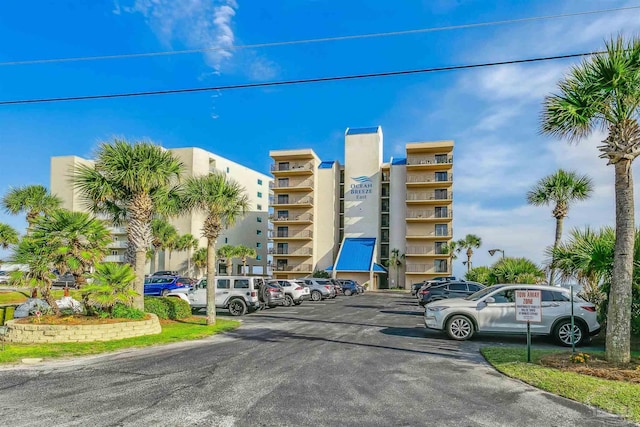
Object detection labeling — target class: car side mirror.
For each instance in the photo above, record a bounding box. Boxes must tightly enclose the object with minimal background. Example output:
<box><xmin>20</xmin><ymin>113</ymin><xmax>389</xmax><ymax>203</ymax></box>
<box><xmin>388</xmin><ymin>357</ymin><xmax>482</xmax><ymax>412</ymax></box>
<box><xmin>485</xmin><ymin>296</ymin><xmax>495</xmax><ymax>304</ymax></box>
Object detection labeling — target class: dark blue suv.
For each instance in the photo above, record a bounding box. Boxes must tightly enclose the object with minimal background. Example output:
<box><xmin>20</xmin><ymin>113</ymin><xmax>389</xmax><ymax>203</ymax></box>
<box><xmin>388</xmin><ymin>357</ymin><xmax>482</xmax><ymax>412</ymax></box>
<box><xmin>338</xmin><ymin>279</ymin><xmax>360</xmax><ymax>296</ymax></box>
<box><xmin>144</xmin><ymin>276</ymin><xmax>192</xmax><ymax>296</ymax></box>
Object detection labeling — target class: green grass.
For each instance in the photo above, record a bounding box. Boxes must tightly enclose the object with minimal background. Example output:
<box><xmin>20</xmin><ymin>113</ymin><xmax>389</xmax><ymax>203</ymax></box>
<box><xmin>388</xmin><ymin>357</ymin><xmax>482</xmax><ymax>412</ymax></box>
<box><xmin>0</xmin><ymin>289</ymin><xmax>85</xmax><ymax>306</ymax></box>
<box><xmin>481</xmin><ymin>347</ymin><xmax>640</xmax><ymax>423</ymax></box>
<box><xmin>0</xmin><ymin>317</ymin><xmax>240</xmax><ymax>364</ymax></box>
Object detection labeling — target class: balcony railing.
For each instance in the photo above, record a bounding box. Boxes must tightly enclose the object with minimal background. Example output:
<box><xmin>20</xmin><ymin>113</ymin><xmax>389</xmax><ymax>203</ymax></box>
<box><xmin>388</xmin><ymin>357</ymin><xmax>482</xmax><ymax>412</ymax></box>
<box><xmin>406</xmin><ymin>210</ymin><xmax>452</xmax><ymax>219</ymax></box>
<box><xmin>271</xmin><ymin>230</ymin><xmax>313</xmax><ymax>239</ymax></box>
<box><xmin>269</xmin><ymin>247</ymin><xmax>313</xmax><ymax>256</ymax></box>
<box><xmin>271</xmin><ymin>162</ymin><xmax>313</xmax><ymax>172</ymax></box>
<box><xmin>108</xmin><ymin>226</ymin><xmax>127</xmax><ymax>235</ymax></box>
<box><xmin>406</xmin><ymin>192</ymin><xmax>452</xmax><ymax>201</ymax></box>
<box><xmin>270</xmin><ymin>179</ymin><xmax>314</xmax><ymax>189</ymax></box>
<box><xmin>406</xmin><ymin>263</ymin><xmax>449</xmax><ymax>273</ymax></box>
<box><xmin>274</xmin><ymin>263</ymin><xmax>313</xmax><ymax>272</ymax></box>
<box><xmin>406</xmin><ymin>156</ymin><xmax>453</xmax><ymax>165</ymax></box>
<box><xmin>104</xmin><ymin>255</ymin><xmax>126</xmax><ymax>263</ymax></box>
<box><xmin>108</xmin><ymin>241</ymin><xmax>129</xmax><ymax>249</ymax></box>
<box><xmin>272</xmin><ymin>196</ymin><xmax>314</xmax><ymax>205</ymax></box>
<box><xmin>270</xmin><ymin>213</ymin><xmax>314</xmax><ymax>222</ymax></box>
<box><xmin>406</xmin><ymin>246</ymin><xmax>448</xmax><ymax>255</ymax></box>
<box><xmin>406</xmin><ymin>174</ymin><xmax>453</xmax><ymax>183</ymax></box>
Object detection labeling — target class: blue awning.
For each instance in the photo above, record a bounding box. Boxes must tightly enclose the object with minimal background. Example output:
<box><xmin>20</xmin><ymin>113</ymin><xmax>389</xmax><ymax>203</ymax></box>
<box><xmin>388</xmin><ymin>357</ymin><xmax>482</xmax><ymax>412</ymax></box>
<box><xmin>373</xmin><ymin>263</ymin><xmax>388</xmax><ymax>273</ymax></box>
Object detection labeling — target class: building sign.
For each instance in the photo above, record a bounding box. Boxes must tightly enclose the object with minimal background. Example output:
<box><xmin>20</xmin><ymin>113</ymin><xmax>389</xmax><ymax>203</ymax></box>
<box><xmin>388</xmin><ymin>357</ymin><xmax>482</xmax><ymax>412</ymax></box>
<box><xmin>350</xmin><ymin>176</ymin><xmax>373</xmax><ymax>200</ymax></box>
<box><xmin>515</xmin><ymin>290</ymin><xmax>542</xmax><ymax>322</ymax></box>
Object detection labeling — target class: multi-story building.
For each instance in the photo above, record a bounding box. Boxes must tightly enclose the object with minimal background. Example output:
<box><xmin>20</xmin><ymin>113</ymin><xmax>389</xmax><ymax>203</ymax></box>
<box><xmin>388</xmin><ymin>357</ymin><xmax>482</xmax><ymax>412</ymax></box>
<box><xmin>50</xmin><ymin>147</ymin><xmax>272</xmax><ymax>277</ymax></box>
<box><xmin>269</xmin><ymin>126</ymin><xmax>453</xmax><ymax>289</ymax></box>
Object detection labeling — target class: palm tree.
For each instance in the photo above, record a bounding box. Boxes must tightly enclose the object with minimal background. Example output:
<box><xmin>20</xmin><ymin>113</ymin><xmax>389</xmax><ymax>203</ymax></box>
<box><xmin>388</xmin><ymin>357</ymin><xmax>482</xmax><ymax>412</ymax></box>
<box><xmin>384</xmin><ymin>248</ymin><xmax>405</xmax><ymax>289</ymax></box>
<box><xmin>235</xmin><ymin>245</ymin><xmax>257</xmax><ymax>276</ymax></box>
<box><xmin>31</xmin><ymin>209</ymin><xmax>112</xmax><ymax>288</ymax></box>
<box><xmin>182</xmin><ymin>172</ymin><xmax>249</xmax><ymax>325</ymax></box>
<box><xmin>541</xmin><ymin>36</ymin><xmax>640</xmax><ymax>363</ymax></box>
<box><xmin>527</xmin><ymin>169</ymin><xmax>593</xmax><ymax>285</ymax></box>
<box><xmin>0</xmin><ymin>223</ymin><xmax>19</xmax><ymax>249</ymax></box>
<box><xmin>441</xmin><ymin>241</ymin><xmax>458</xmax><ymax>276</ymax></box>
<box><xmin>151</xmin><ymin>218</ymin><xmax>178</xmax><ymax>273</ymax></box>
<box><xmin>217</xmin><ymin>244</ymin><xmax>238</xmax><ymax>276</ymax></box>
<box><xmin>175</xmin><ymin>233</ymin><xmax>199</xmax><ymax>277</ymax></box>
<box><xmin>82</xmin><ymin>262</ymin><xmax>138</xmax><ymax>316</ymax></box>
<box><xmin>72</xmin><ymin>139</ymin><xmax>184</xmax><ymax>310</ymax></box>
<box><xmin>2</xmin><ymin>185</ymin><xmax>61</xmax><ymax>231</ymax></box>
<box><xmin>489</xmin><ymin>257</ymin><xmax>546</xmax><ymax>286</ymax></box>
<box><xmin>456</xmin><ymin>234</ymin><xmax>482</xmax><ymax>273</ymax></box>
<box><xmin>192</xmin><ymin>247</ymin><xmax>207</xmax><ymax>279</ymax></box>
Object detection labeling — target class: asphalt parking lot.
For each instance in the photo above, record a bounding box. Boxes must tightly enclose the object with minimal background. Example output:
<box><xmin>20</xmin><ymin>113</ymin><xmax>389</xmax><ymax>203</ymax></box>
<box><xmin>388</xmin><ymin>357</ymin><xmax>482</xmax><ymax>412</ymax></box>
<box><xmin>0</xmin><ymin>293</ymin><xmax>631</xmax><ymax>426</ymax></box>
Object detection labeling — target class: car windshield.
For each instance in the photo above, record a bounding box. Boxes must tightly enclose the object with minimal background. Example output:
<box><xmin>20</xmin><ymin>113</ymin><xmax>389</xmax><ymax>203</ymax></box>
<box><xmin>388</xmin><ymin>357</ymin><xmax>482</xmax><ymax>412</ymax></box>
<box><xmin>465</xmin><ymin>285</ymin><xmax>504</xmax><ymax>301</ymax></box>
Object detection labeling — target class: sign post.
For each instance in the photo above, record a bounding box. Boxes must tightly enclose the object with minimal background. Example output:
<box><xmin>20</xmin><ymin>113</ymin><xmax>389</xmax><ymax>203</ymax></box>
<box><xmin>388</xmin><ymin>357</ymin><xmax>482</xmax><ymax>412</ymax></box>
<box><xmin>515</xmin><ymin>289</ymin><xmax>542</xmax><ymax>363</ymax></box>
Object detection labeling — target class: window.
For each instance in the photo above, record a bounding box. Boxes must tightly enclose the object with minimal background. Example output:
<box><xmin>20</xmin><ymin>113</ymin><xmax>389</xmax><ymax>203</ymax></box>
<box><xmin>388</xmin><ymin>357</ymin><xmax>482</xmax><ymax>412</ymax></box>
<box><xmin>277</xmin><ymin>227</ymin><xmax>288</xmax><ymax>238</ymax></box>
<box><xmin>277</xmin><ymin>259</ymin><xmax>288</xmax><ymax>271</ymax></box>
<box><xmin>435</xmin><ymin>154</ymin><xmax>448</xmax><ymax>164</ymax></box>
<box><xmin>468</xmin><ymin>284</ymin><xmax>483</xmax><ymax>292</ymax></box>
<box><xmin>277</xmin><ymin>242</ymin><xmax>288</xmax><ymax>254</ymax></box>
<box><xmin>278</xmin><ymin>162</ymin><xmax>290</xmax><ymax>171</ymax></box>
<box><xmin>434</xmin><ymin>241</ymin><xmax>447</xmax><ymax>254</ymax></box>
<box><xmin>492</xmin><ymin>289</ymin><xmax>516</xmax><ymax>303</ymax></box>
<box><xmin>435</xmin><ymin>224</ymin><xmax>448</xmax><ymax>236</ymax></box>
<box><xmin>257</xmin><ymin>217</ymin><xmax>262</xmax><ymax>223</ymax></box>
<box><xmin>226</xmin><ymin>167</ymin><xmax>230</xmax><ymax>173</ymax></box>
<box><xmin>257</xmin><ymin>230</ymin><xmax>262</xmax><ymax>235</ymax></box>
<box><xmin>256</xmin><ymin>255</ymin><xmax>262</xmax><ymax>261</ymax></box>
<box><xmin>224</xmin><ymin>237</ymin><xmax>228</xmax><ymax>243</ymax></box>
<box><xmin>277</xmin><ymin>194</ymin><xmax>289</xmax><ymax>204</ymax></box>
<box><xmin>279</xmin><ymin>280</ymin><xmax>290</xmax><ymax>287</ymax></box>
<box><xmin>381</xmin><ymin>229</ymin><xmax>389</xmax><ymax>242</ymax></box>
<box><xmin>257</xmin><ymin>204</ymin><xmax>262</xmax><ymax>210</ymax></box>
<box><xmin>111</xmin><ymin>250</ymin><xmax>118</xmax><ymax>255</ymax></box>
<box><xmin>448</xmin><ymin>283</ymin><xmax>467</xmax><ymax>291</ymax></box>
<box><xmin>234</xmin><ymin>279</ymin><xmax>249</xmax><ymax>289</ymax></box>
<box><xmin>277</xmin><ymin>210</ymin><xmax>289</xmax><ymax>220</ymax></box>
<box><xmin>434</xmin><ymin>259</ymin><xmax>448</xmax><ymax>273</ymax></box>
<box><xmin>217</xmin><ymin>279</ymin><xmax>230</xmax><ymax>289</ymax></box>
<box><xmin>435</xmin><ymin>189</ymin><xmax>448</xmax><ymax>200</ymax></box>
<box><xmin>256</xmin><ymin>242</ymin><xmax>262</xmax><ymax>248</ymax></box>
<box><xmin>542</xmin><ymin>290</ymin><xmax>571</xmax><ymax>302</ymax></box>
<box><xmin>435</xmin><ymin>207</ymin><xmax>448</xmax><ymax>218</ymax></box>
<box><xmin>258</xmin><ymin>179</ymin><xmax>263</xmax><ymax>185</ymax></box>
<box><xmin>278</xmin><ymin>178</ymin><xmax>289</xmax><ymax>187</ymax></box>
<box><xmin>218</xmin><ymin>264</ymin><xmax>227</xmax><ymax>274</ymax></box>
<box><xmin>435</xmin><ymin>172</ymin><xmax>448</xmax><ymax>182</ymax></box>
<box><xmin>257</xmin><ymin>191</ymin><xmax>263</xmax><ymax>198</ymax></box>
<box><xmin>381</xmin><ymin>199</ymin><xmax>390</xmax><ymax>212</ymax></box>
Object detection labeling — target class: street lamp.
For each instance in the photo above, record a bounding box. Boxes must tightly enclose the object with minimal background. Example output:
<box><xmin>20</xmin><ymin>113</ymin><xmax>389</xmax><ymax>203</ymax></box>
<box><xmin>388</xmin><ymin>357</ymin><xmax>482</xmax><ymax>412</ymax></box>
<box><xmin>488</xmin><ymin>248</ymin><xmax>505</xmax><ymax>259</ymax></box>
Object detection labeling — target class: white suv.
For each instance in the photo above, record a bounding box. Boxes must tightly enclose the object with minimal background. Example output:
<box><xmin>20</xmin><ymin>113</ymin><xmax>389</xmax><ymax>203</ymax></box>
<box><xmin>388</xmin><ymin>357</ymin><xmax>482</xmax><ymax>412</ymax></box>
<box><xmin>270</xmin><ymin>279</ymin><xmax>310</xmax><ymax>306</ymax></box>
<box><xmin>424</xmin><ymin>284</ymin><xmax>600</xmax><ymax>346</ymax></box>
<box><xmin>173</xmin><ymin>276</ymin><xmax>264</xmax><ymax>316</ymax></box>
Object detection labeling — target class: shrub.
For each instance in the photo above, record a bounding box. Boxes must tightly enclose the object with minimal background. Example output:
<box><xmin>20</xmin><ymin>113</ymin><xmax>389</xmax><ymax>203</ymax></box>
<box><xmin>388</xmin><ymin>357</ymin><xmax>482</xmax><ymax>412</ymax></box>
<box><xmin>144</xmin><ymin>296</ymin><xmax>191</xmax><ymax>320</ymax></box>
<box><xmin>83</xmin><ymin>263</ymin><xmax>137</xmax><ymax>315</ymax></box>
<box><xmin>111</xmin><ymin>303</ymin><xmax>145</xmax><ymax>320</ymax></box>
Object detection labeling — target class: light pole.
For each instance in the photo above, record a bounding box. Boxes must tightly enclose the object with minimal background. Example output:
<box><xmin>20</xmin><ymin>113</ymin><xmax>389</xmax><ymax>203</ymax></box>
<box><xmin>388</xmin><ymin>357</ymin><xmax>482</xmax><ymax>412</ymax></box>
<box><xmin>488</xmin><ymin>248</ymin><xmax>505</xmax><ymax>259</ymax></box>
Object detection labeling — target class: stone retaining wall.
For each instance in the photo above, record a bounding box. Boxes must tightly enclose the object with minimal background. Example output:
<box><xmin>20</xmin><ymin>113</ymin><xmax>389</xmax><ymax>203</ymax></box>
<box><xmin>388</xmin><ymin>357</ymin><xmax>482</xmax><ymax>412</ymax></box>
<box><xmin>4</xmin><ymin>314</ymin><xmax>161</xmax><ymax>343</ymax></box>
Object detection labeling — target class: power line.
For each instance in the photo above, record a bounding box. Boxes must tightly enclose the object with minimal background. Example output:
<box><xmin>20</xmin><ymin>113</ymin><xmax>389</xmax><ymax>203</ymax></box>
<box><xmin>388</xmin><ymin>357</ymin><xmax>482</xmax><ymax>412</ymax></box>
<box><xmin>0</xmin><ymin>51</ymin><xmax>598</xmax><ymax>106</ymax></box>
<box><xmin>0</xmin><ymin>5</ymin><xmax>636</xmax><ymax>67</ymax></box>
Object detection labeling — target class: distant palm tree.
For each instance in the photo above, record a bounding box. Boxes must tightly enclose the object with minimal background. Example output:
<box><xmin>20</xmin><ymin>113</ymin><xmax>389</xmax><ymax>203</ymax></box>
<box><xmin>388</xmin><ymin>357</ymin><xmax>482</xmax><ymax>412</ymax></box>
<box><xmin>527</xmin><ymin>169</ymin><xmax>593</xmax><ymax>285</ymax></box>
<box><xmin>217</xmin><ymin>244</ymin><xmax>238</xmax><ymax>276</ymax></box>
<box><xmin>384</xmin><ymin>248</ymin><xmax>405</xmax><ymax>289</ymax></box>
<box><xmin>192</xmin><ymin>247</ymin><xmax>207</xmax><ymax>279</ymax></box>
<box><xmin>151</xmin><ymin>218</ymin><xmax>178</xmax><ymax>272</ymax></box>
<box><xmin>31</xmin><ymin>209</ymin><xmax>112</xmax><ymax>288</ymax></box>
<box><xmin>182</xmin><ymin>172</ymin><xmax>249</xmax><ymax>325</ymax></box>
<box><xmin>456</xmin><ymin>234</ymin><xmax>482</xmax><ymax>273</ymax></box>
<box><xmin>2</xmin><ymin>185</ymin><xmax>61</xmax><ymax>231</ymax></box>
<box><xmin>541</xmin><ymin>35</ymin><xmax>640</xmax><ymax>363</ymax></box>
<box><xmin>235</xmin><ymin>245</ymin><xmax>257</xmax><ymax>276</ymax></box>
<box><xmin>72</xmin><ymin>139</ymin><xmax>184</xmax><ymax>310</ymax></box>
<box><xmin>0</xmin><ymin>223</ymin><xmax>19</xmax><ymax>249</ymax></box>
<box><xmin>175</xmin><ymin>233</ymin><xmax>199</xmax><ymax>277</ymax></box>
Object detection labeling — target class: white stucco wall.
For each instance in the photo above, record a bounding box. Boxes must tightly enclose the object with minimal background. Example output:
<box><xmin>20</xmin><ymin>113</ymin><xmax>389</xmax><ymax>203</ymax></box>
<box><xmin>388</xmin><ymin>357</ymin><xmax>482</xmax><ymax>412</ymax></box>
<box><xmin>315</xmin><ymin>161</ymin><xmax>340</xmax><ymax>271</ymax></box>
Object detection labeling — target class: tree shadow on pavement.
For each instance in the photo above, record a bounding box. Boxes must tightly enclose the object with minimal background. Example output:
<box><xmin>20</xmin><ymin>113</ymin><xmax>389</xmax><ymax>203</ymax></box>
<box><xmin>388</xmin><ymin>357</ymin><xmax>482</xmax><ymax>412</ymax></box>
<box><xmin>379</xmin><ymin>310</ymin><xmax>422</xmax><ymax>316</ymax></box>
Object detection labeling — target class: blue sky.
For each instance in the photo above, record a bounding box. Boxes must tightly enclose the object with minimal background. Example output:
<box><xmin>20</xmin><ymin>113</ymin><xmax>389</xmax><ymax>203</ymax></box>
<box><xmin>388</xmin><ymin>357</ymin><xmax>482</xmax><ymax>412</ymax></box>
<box><xmin>1</xmin><ymin>0</ymin><xmax>639</xmax><ymax>274</ymax></box>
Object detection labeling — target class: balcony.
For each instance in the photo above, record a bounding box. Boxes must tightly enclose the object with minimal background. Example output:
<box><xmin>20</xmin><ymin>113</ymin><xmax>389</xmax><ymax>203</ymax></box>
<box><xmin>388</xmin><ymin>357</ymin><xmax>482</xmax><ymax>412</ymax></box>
<box><xmin>270</xmin><ymin>213</ymin><xmax>314</xmax><ymax>223</ymax></box>
<box><xmin>104</xmin><ymin>255</ymin><xmax>126</xmax><ymax>263</ymax></box>
<box><xmin>271</xmin><ymin>196</ymin><xmax>314</xmax><ymax>207</ymax></box>
<box><xmin>405</xmin><ymin>246</ymin><xmax>448</xmax><ymax>256</ymax></box>
<box><xmin>406</xmin><ymin>192</ymin><xmax>453</xmax><ymax>202</ymax></box>
<box><xmin>269</xmin><ymin>179</ymin><xmax>314</xmax><ymax>192</ymax></box>
<box><xmin>271</xmin><ymin>162</ymin><xmax>314</xmax><ymax>174</ymax></box>
<box><xmin>406</xmin><ymin>228</ymin><xmax>453</xmax><ymax>239</ymax></box>
<box><xmin>406</xmin><ymin>156</ymin><xmax>453</xmax><ymax>166</ymax></box>
<box><xmin>406</xmin><ymin>209</ymin><xmax>453</xmax><ymax>220</ymax></box>
<box><xmin>274</xmin><ymin>263</ymin><xmax>313</xmax><ymax>272</ymax></box>
<box><xmin>269</xmin><ymin>247</ymin><xmax>313</xmax><ymax>256</ymax></box>
<box><xmin>406</xmin><ymin>264</ymin><xmax>449</xmax><ymax>274</ymax></box>
<box><xmin>108</xmin><ymin>226</ymin><xmax>127</xmax><ymax>235</ymax></box>
<box><xmin>271</xmin><ymin>230</ymin><xmax>313</xmax><ymax>239</ymax></box>
<box><xmin>381</xmin><ymin>172</ymin><xmax>390</xmax><ymax>182</ymax></box>
<box><xmin>108</xmin><ymin>240</ymin><xmax>129</xmax><ymax>249</ymax></box>
<box><xmin>406</xmin><ymin>174</ymin><xmax>453</xmax><ymax>186</ymax></box>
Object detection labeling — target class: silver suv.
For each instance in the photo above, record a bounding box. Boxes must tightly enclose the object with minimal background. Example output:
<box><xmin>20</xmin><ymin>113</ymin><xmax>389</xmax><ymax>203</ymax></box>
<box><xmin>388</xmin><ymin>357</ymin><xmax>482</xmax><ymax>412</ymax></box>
<box><xmin>175</xmin><ymin>276</ymin><xmax>264</xmax><ymax>316</ymax></box>
<box><xmin>303</xmin><ymin>278</ymin><xmax>336</xmax><ymax>301</ymax></box>
<box><xmin>270</xmin><ymin>279</ymin><xmax>310</xmax><ymax>306</ymax></box>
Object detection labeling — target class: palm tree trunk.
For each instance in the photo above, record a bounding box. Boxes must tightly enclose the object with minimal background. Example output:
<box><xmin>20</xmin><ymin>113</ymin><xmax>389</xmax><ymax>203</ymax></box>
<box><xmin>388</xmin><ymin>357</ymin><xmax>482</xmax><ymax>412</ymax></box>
<box><xmin>151</xmin><ymin>250</ymin><xmax>157</xmax><ymax>274</ymax></box>
<box><xmin>466</xmin><ymin>249</ymin><xmax>472</xmax><ymax>272</ymax></box>
<box><xmin>206</xmin><ymin>239</ymin><xmax>217</xmax><ymax>326</ymax></box>
<box><xmin>242</xmin><ymin>258</ymin><xmax>247</xmax><ymax>276</ymax></box>
<box><xmin>227</xmin><ymin>259</ymin><xmax>232</xmax><ymax>276</ymax></box>
<box><xmin>606</xmin><ymin>160</ymin><xmax>634</xmax><ymax>364</ymax></box>
<box><xmin>41</xmin><ymin>282</ymin><xmax>60</xmax><ymax>315</ymax></box>
<box><xmin>133</xmin><ymin>249</ymin><xmax>146</xmax><ymax>310</ymax></box>
<box><xmin>549</xmin><ymin>216</ymin><xmax>564</xmax><ymax>286</ymax></box>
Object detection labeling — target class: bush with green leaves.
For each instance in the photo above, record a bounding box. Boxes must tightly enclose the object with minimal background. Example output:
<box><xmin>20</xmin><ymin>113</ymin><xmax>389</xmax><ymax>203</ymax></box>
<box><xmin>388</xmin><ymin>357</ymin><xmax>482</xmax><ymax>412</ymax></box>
<box><xmin>82</xmin><ymin>262</ymin><xmax>138</xmax><ymax>316</ymax></box>
<box><xmin>144</xmin><ymin>296</ymin><xmax>191</xmax><ymax>320</ymax></box>
<box><xmin>312</xmin><ymin>269</ymin><xmax>329</xmax><ymax>278</ymax></box>
<box><xmin>110</xmin><ymin>303</ymin><xmax>146</xmax><ymax>319</ymax></box>
<box><xmin>464</xmin><ymin>266</ymin><xmax>492</xmax><ymax>284</ymax></box>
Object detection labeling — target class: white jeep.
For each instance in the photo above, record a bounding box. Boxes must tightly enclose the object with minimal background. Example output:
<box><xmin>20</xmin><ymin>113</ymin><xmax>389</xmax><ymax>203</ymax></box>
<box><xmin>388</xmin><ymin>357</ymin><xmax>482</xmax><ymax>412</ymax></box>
<box><xmin>171</xmin><ymin>276</ymin><xmax>264</xmax><ymax>316</ymax></box>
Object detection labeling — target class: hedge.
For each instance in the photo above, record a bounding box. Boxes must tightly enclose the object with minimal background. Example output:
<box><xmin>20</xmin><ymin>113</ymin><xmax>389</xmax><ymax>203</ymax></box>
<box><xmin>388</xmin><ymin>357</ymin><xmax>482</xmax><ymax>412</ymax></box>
<box><xmin>0</xmin><ymin>306</ymin><xmax>15</xmax><ymax>326</ymax></box>
<box><xmin>144</xmin><ymin>296</ymin><xmax>191</xmax><ymax>320</ymax></box>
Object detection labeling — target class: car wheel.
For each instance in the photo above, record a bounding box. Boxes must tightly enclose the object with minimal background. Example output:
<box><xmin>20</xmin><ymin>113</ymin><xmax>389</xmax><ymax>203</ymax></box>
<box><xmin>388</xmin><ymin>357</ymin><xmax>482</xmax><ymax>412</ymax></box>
<box><xmin>311</xmin><ymin>290</ymin><xmax>322</xmax><ymax>301</ymax></box>
<box><xmin>228</xmin><ymin>299</ymin><xmax>248</xmax><ymax>316</ymax></box>
<box><xmin>161</xmin><ymin>289</ymin><xmax>169</xmax><ymax>297</ymax></box>
<box><xmin>554</xmin><ymin>320</ymin><xmax>585</xmax><ymax>346</ymax></box>
<box><xmin>283</xmin><ymin>295</ymin><xmax>294</xmax><ymax>307</ymax></box>
<box><xmin>446</xmin><ymin>315</ymin><xmax>474</xmax><ymax>341</ymax></box>
<box><xmin>294</xmin><ymin>300</ymin><xmax>303</xmax><ymax>305</ymax></box>
<box><xmin>344</xmin><ymin>289</ymin><xmax>352</xmax><ymax>296</ymax></box>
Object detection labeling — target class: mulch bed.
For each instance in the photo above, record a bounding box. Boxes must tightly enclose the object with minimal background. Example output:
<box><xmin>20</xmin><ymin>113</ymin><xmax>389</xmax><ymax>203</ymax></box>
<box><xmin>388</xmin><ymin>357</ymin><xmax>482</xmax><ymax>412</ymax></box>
<box><xmin>14</xmin><ymin>314</ymin><xmax>151</xmax><ymax>325</ymax></box>
<box><xmin>540</xmin><ymin>352</ymin><xmax>640</xmax><ymax>383</ymax></box>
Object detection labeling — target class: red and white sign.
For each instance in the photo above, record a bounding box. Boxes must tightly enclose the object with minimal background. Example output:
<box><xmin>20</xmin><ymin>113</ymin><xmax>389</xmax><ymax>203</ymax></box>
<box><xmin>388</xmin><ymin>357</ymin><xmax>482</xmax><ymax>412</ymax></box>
<box><xmin>515</xmin><ymin>290</ymin><xmax>542</xmax><ymax>322</ymax></box>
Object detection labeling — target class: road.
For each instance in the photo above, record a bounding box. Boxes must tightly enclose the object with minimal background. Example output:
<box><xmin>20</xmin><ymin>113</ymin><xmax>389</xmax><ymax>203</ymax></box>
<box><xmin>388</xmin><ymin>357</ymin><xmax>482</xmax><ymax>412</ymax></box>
<box><xmin>0</xmin><ymin>293</ymin><xmax>631</xmax><ymax>426</ymax></box>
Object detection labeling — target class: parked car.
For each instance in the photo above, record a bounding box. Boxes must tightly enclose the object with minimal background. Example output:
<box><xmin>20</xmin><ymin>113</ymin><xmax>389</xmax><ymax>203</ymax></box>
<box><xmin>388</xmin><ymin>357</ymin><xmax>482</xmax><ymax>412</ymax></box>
<box><xmin>424</xmin><ymin>284</ymin><xmax>600</xmax><ymax>346</ymax></box>
<box><xmin>260</xmin><ymin>282</ymin><xmax>286</xmax><ymax>308</ymax></box>
<box><xmin>330</xmin><ymin>279</ymin><xmax>344</xmax><ymax>296</ymax></box>
<box><xmin>173</xmin><ymin>276</ymin><xmax>264</xmax><ymax>316</ymax></box>
<box><xmin>432</xmin><ymin>276</ymin><xmax>458</xmax><ymax>282</ymax></box>
<box><xmin>270</xmin><ymin>279</ymin><xmax>310</xmax><ymax>306</ymax></box>
<box><xmin>175</xmin><ymin>277</ymin><xmax>195</xmax><ymax>287</ymax></box>
<box><xmin>144</xmin><ymin>276</ymin><xmax>191</xmax><ymax>296</ymax></box>
<box><xmin>151</xmin><ymin>270</ymin><xmax>179</xmax><ymax>277</ymax></box>
<box><xmin>337</xmin><ymin>279</ymin><xmax>360</xmax><ymax>296</ymax></box>
<box><xmin>415</xmin><ymin>279</ymin><xmax>458</xmax><ymax>299</ymax></box>
<box><xmin>418</xmin><ymin>281</ymin><xmax>485</xmax><ymax>306</ymax></box>
<box><xmin>303</xmin><ymin>278</ymin><xmax>336</xmax><ymax>301</ymax></box>
<box><xmin>411</xmin><ymin>282</ymin><xmax>425</xmax><ymax>296</ymax></box>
